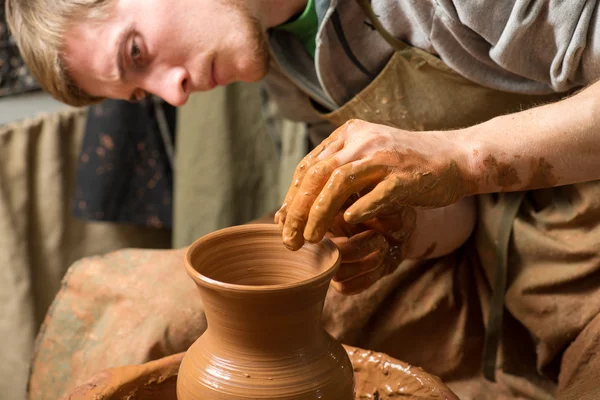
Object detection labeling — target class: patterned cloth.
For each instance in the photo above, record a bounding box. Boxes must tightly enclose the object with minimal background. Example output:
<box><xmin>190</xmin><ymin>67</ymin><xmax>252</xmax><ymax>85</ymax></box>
<box><xmin>0</xmin><ymin>0</ymin><xmax>40</xmax><ymax>97</ymax></box>
<box><xmin>1</xmin><ymin>2</ymin><xmax>177</xmax><ymax>229</ymax></box>
<box><xmin>72</xmin><ymin>98</ymin><xmax>177</xmax><ymax>229</ymax></box>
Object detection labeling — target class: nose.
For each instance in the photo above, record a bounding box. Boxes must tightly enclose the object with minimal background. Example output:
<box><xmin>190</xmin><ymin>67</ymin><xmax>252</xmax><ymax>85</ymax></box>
<box><xmin>144</xmin><ymin>66</ymin><xmax>191</xmax><ymax>107</ymax></box>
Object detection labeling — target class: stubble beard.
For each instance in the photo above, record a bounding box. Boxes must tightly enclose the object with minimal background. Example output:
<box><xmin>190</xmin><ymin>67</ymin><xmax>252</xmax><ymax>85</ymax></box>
<box><xmin>243</xmin><ymin>15</ymin><xmax>271</xmax><ymax>82</ymax></box>
<box><xmin>224</xmin><ymin>0</ymin><xmax>271</xmax><ymax>82</ymax></box>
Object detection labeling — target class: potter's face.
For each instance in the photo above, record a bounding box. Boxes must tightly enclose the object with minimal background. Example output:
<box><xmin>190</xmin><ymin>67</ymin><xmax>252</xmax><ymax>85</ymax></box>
<box><xmin>63</xmin><ymin>0</ymin><xmax>269</xmax><ymax>106</ymax></box>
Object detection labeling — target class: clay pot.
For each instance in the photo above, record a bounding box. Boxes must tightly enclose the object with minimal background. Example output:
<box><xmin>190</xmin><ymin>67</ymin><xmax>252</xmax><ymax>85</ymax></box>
<box><xmin>177</xmin><ymin>224</ymin><xmax>355</xmax><ymax>400</ymax></box>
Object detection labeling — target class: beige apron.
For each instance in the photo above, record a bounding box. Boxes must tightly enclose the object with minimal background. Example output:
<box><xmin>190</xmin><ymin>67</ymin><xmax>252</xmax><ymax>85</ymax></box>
<box><xmin>27</xmin><ymin>2</ymin><xmax>600</xmax><ymax>399</ymax></box>
<box><xmin>317</xmin><ymin>0</ymin><xmax>559</xmax><ymax>382</ymax></box>
<box><xmin>318</xmin><ymin>1</ymin><xmax>600</xmax><ymax>398</ymax></box>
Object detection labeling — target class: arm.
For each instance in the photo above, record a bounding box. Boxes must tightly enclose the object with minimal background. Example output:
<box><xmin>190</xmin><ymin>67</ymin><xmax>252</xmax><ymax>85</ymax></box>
<box><xmin>460</xmin><ymin>81</ymin><xmax>600</xmax><ymax>194</ymax></box>
<box><xmin>276</xmin><ymin>81</ymin><xmax>600</xmax><ymax>250</ymax></box>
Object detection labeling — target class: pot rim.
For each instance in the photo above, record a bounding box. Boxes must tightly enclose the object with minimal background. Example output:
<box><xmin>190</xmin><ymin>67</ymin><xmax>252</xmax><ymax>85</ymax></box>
<box><xmin>184</xmin><ymin>224</ymin><xmax>340</xmax><ymax>293</ymax></box>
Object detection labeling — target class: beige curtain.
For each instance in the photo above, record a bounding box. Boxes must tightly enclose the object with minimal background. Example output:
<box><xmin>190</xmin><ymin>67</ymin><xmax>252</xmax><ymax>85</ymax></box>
<box><xmin>173</xmin><ymin>82</ymin><xmax>306</xmax><ymax>247</ymax></box>
<box><xmin>0</xmin><ymin>108</ymin><xmax>171</xmax><ymax>400</ymax></box>
<box><xmin>0</xmin><ymin>82</ymin><xmax>307</xmax><ymax>399</ymax></box>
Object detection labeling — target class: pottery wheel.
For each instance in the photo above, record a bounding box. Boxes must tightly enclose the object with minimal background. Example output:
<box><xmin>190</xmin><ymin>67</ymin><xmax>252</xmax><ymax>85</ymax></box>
<box><xmin>67</xmin><ymin>345</ymin><xmax>458</xmax><ymax>399</ymax></box>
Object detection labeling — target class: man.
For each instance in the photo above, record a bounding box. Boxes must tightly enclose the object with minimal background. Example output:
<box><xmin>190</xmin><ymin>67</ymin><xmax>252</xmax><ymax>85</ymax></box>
<box><xmin>7</xmin><ymin>0</ymin><xmax>600</xmax><ymax>399</ymax></box>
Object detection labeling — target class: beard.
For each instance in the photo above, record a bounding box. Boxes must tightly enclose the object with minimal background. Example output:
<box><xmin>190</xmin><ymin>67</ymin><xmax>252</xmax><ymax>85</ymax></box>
<box><xmin>235</xmin><ymin>14</ymin><xmax>271</xmax><ymax>83</ymax></box>
<box><xmin>221</xmin><ymin>0</ymin><xmax>271</xmax><ymax>83</ymax></box>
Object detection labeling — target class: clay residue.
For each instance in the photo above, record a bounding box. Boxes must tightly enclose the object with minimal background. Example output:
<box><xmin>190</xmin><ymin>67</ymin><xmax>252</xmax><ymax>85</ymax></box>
<box><xmin>477</xmin><ymin>155</ymin><xmax>558</xmax><ymax>193</ymax></box>
<box><xmin>65</xmin><ymin>347</ymin><xmax>459</xmax><ymax>400</ymax></box>
<box><xmin>342</xmin><ymin>148</ymin><xmax>472</xmax><ymax>214</ymax></box>
<box><xmin>362</xmin><ymin>207</ymin><xmax>417</xmax><ymax>261</ymax></box>
<box><xmin>65</xmin><ymin>352</ymin><xmax>183</xmax><ymax>400</ymax></box>
<box><xmin>346</xmin><ymin>346</ymin><xmax>459</xmax><ymax>399</ymax></box>
<box><xmin>482</xmin><ymin>155</ymin><xmax>521</xmax><ymax>189</ymax></box>
<box><xmin>528</xmin><ymin>157</ymin><xmax>558</xmax><ymax>189</ymax></box>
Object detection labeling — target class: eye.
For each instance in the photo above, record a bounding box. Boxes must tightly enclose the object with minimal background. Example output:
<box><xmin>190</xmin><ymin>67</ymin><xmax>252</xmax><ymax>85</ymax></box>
<box><xmin>130</xmin><ymin>39</ymin><xmax>142</xmax><ymax>64</ymax></box>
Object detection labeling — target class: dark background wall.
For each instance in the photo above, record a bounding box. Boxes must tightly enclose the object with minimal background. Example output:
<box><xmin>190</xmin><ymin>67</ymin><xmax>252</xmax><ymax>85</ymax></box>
<box><xmin>0</xmin><ymin>0</ymin><xmax>41</xmax><ymax>98</ymax></box>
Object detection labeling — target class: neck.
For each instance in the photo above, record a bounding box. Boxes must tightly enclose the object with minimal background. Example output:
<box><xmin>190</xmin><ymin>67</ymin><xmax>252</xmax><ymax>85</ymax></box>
<box><xmin>252</xmin><ymin>0</ymin><xmax>308</xmax><ymax>28</ymax></box>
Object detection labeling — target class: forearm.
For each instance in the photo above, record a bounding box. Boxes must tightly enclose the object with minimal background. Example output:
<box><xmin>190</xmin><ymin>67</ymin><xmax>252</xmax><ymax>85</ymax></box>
<box><xmin>406</xmin><ymin>197</ymin><xmax>476</xmax><ymax>260</ymax></box>
<box><xmin>459</xmin><ymin>81</ymin><xmax>600</xmax><ymax>195</ymax></box>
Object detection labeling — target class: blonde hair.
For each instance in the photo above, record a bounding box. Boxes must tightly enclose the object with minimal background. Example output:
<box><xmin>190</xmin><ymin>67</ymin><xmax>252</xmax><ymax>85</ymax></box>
<box><xmin>5</xmin><ymin>0</ymin><xmax>113</xmax><ymax>107</ymax></box>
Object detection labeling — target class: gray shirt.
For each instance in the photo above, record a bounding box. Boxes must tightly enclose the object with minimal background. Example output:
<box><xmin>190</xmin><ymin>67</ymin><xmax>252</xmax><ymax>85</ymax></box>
<box><xmin>264</xmin><ymin>0</ymin><xmax>599</xmax><ymax>140</ymax></box>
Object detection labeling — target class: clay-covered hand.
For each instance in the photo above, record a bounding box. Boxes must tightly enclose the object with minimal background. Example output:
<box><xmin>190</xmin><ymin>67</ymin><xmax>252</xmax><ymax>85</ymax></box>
<box><xmin>274</xmin><ymin>119</ymin><xmax>473</xmax><ymax>250</ymax></box>
<box><xmin>325</xmin><ymin>211</ymin><xmax>414</xmax><ymax>295</ymax></box>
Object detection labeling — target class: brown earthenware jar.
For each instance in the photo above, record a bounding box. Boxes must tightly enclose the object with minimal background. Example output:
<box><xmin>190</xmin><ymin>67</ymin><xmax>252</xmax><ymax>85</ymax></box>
<box><xmin>177</xmin><ymin>224</ymin><xmax>355</xmax><ymax>400</ymax></box>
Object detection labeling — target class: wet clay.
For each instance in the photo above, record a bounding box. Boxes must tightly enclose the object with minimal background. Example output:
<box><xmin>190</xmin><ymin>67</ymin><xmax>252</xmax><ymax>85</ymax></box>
<box><xmin>65</xmin><ymin>353</ymin><xmax>183</xmax><ymax>400</ymax></box>
<box><xmin>528</xmin><ymin>157</ymin><xmax>558</xmax><ymax>189</ymax></box>
<box><xmin>177</xmin><ymin>224</ymin><xmax>355</xmax><ymax>399</ymax></box>
<box><xmin>477</xmin><ymin>154</ymin><xmax>559</xmax><ymax>192</ymax></box>
<box><xmin>482</xmin><ymin>155</ymin><xmax>521</xmax><ymax>189</ymax></box>
<box><xmin>348</xmin><ymin>347</ymin><xmax>459</xmax><ymax>399</ymax></box>
<box><xmin>66</xmin><ymin>346</ymin><xmax>458</xmax><ymax>400</ymax></box>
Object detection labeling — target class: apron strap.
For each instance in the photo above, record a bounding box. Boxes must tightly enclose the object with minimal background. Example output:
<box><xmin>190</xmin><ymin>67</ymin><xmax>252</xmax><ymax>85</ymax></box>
<box><xmin>355</xmin><ymin>0</ymin><xmax>408</xmax><ymax>52</ymax></box>
<box><xmin>482</xmin><ymin>191</ymin><xmax>526</xmax><ymax>381</ymax></box>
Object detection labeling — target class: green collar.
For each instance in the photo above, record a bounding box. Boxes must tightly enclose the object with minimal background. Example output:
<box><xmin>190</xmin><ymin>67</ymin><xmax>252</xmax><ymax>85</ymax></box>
<box><xmin>276</xmin><ymin>0</ymin><xmax>319</xmax><ymax>57</ymax></box>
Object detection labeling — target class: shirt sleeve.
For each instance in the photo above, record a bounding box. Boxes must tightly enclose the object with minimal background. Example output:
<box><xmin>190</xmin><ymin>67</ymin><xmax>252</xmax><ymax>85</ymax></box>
<box><xmin>450</xmin><ymin>0</ymin><xmax>600</xmax><ymax>92</ymax></box>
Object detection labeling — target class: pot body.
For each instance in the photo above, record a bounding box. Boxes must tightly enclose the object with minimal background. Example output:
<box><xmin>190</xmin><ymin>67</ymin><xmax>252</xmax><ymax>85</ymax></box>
<box><xmin>177</xmin><ymin>224</ymin><xmax>355</xmax><ymax>400</ymax></box>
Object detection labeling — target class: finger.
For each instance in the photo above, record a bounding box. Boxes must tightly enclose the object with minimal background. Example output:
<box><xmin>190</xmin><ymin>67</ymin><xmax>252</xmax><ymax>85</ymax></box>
<box><xmin>281</xmin><ymin>157</ymin><xmax>343</xmax><ymax>250</ymax></box>
<box><xmin>326</xmin><ymin>213</ymin><xmax>358</xmax><ymax>238</ymax></box>
<box><xmin>330</xmin><ymin>230</ymin><xmax>388</xmax><ymax>263</ymax></box>
<box><xmin>334</xmin><ymin>247</ymin><xmax>388</xmax><ymax>283</ymax></box>
<box><xmin>361</xmin><ymin>208</ymin><xmax>417</xmax><ymax>249</ymax></box>
<box><xmin>331</xmin><ymin>244</ymin><xmax>403</xmax><ymax>295</ymax></box>
<box><xmin>274</xmin><ymin>208</ymin><xmax>288</xmax><ymax>230</ymax></box>
<box><xmin>276</xmin><ymin>135</ymin><xmax>345</xmax><ymax>227</ymax></box>
<box><xmin>276</xmin><ymin>120</ymin><xmax>364</xmax><ymax>228</ymax></box>
<box><xmin>274</xmin><ymin>209</ymin><xmax>282</xmax><ymax>225</ymax></box>
<box><xmin>328</xmin><ymin>208</ymin><xmax>365</xmax><ymax>238</ymax></box>
<box><xmin>304</xmin><ymin>160</ymin><xmax>389</xmax><ymax>243</ymax></box>
<box><xmin>342</xmin><ymin>192</ymin><xmax>361</xmax><ymax>209</ymax></box>
<box><xmin>344</xmin><ymin>177</ymin><xmax>405</xmax><ymax>224</ymax></box>
<box><xmin>331</xmin><ymin>266</ymin><xmax>387</xmax><ymax>295</ymax></box>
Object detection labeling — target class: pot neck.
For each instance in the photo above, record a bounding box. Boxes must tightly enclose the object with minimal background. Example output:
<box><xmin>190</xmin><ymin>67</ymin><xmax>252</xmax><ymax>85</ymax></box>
<box><xmin>198</xmin><ymin>280</ymin><xmax>330</xmax><ymax>351</ymax></box>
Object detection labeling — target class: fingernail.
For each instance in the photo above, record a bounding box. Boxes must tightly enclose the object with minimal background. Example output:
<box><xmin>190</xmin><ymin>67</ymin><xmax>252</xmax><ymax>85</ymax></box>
<box><xmin>345</xmin><ymin>209</ymin><xmax>368</xmax><ymax>224</ymax></box>
<box><xmin>282</xmin><ymin>228</ymin><xmax>301</xmax><ymax>250</ymax></box>
<box><xmin>344</xmin><ymin>209</ymin><xmax>358</xmax><ymax>223</ymax></box>
<box><xmin>283</xmin><ymin>242</ymin><xmax>297</xmax><ymax>251</ymax></box>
